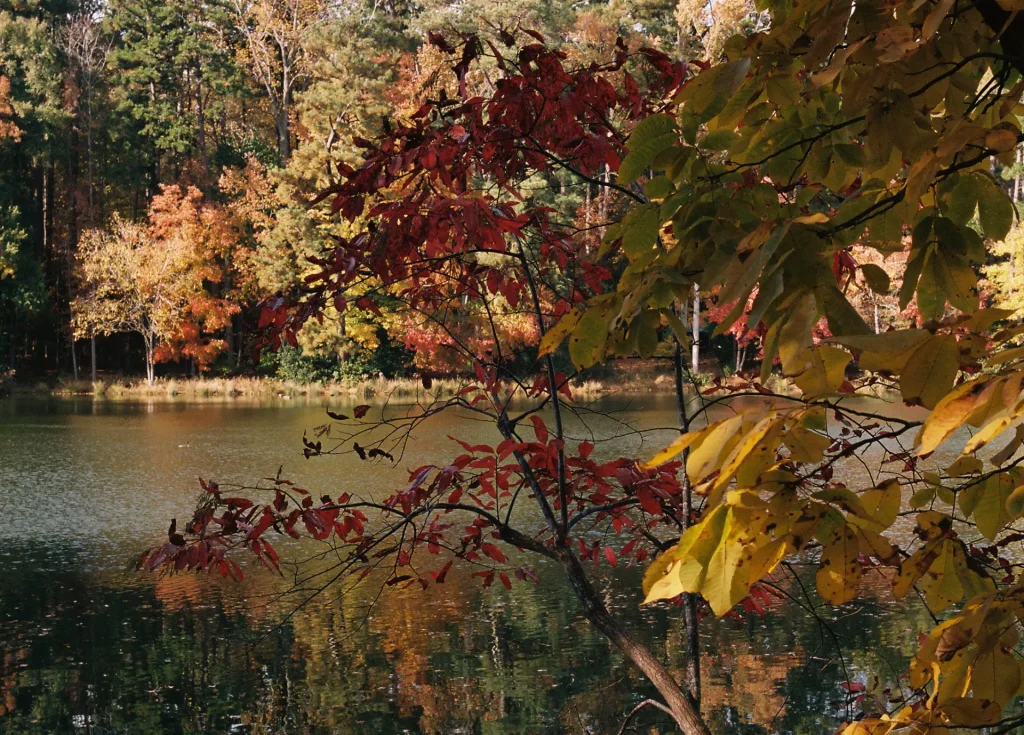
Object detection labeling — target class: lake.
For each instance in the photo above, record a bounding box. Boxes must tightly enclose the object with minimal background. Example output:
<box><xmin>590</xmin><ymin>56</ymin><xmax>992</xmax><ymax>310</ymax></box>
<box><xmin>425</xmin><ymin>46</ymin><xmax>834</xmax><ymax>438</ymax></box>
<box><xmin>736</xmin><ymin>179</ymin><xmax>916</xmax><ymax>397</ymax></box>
<box><xmin>0</xmin><ymin>394</ymin><xmax>928</xmax><ymax>734</ymax></box>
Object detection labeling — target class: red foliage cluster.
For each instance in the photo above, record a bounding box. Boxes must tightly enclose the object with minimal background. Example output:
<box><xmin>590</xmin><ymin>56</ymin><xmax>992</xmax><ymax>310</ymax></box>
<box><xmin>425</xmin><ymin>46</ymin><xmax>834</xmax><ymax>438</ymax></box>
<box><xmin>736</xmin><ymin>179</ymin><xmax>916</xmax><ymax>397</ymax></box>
<box><xmin>258</xmin><ymin>31</ymin><xmax>684</xmax><ymax>350</ymax></box>
<box><xmin>139</xmin><ymin>408</ymin><xmax>689</xmax><ymax>590</ymax></box>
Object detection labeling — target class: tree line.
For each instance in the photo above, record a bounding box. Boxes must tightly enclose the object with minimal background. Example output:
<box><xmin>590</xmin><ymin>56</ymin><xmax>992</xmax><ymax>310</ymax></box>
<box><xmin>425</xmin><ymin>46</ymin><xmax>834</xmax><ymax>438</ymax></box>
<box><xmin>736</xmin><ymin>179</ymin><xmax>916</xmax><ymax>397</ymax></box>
<box><xmin>0</xmin><ymin>0</ymin><xmax>711</xmax><ymax>384</ymax></box>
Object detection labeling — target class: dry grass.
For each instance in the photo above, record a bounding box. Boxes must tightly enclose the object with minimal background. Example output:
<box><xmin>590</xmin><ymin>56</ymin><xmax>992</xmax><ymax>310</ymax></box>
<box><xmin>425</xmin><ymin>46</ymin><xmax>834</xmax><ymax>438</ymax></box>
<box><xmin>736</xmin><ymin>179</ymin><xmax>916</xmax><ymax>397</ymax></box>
<box><xmin>15</xmin><ymin>359</ymin><xmax>716</xmax><ymax>403</ymax></box>
<box><xmin>41</xmin><ymin>375</ymin><xmax>477</xmax><ymax>402</ymax></box>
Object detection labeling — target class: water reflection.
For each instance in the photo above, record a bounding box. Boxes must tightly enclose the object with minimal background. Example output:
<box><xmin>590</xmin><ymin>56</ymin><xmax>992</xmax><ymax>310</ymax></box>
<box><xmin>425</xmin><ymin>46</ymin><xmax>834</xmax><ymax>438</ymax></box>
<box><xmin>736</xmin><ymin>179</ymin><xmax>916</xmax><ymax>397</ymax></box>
<box><xmin>0</xmin><ymin>397</ymin><xmax>920</xmax><ymax>734</ymax></box>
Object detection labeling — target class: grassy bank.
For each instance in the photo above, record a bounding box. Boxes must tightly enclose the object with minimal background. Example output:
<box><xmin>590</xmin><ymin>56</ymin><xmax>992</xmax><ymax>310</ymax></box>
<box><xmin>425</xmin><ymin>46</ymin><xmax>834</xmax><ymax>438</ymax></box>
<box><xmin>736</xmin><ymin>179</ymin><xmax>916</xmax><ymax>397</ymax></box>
<box><xmin>1</xmin><ymin>359</ymin><xmax>717</xmax><ymax>401</ymax></box>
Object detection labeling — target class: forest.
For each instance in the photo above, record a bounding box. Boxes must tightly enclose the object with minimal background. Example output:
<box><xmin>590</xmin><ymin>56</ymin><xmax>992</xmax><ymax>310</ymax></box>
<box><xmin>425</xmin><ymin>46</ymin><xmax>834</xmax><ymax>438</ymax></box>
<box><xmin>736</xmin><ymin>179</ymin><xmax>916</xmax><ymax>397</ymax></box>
<box><xmin>0</xmin><ymin>0</ymin><xmax>687</xmax><ymax>386</ymax></box>
<box><xmin>9</xmin><ymin>0</ymin><xmax>1024</xmax><ymax>732</ymax></box>
<box><xmin>4</xmin><ymin>0</ymin><xmax>1017</xmax><ymax>388</ymax></box>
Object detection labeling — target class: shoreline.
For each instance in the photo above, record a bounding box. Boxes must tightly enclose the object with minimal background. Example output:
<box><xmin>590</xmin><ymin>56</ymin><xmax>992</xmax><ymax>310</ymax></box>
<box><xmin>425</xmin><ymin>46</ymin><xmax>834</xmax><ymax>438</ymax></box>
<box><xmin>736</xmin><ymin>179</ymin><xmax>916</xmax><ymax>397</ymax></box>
<box><xmin>0</xmin><ymin>371</ymin><xmax>689</xmax><ymax>403</ymax></box>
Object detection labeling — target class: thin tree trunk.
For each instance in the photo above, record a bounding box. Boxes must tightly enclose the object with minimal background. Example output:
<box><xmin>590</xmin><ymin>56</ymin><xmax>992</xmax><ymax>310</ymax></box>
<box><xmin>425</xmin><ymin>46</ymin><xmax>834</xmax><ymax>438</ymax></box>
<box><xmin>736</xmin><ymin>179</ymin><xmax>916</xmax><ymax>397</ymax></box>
<box><xmin>1015</xmin><ymin>144</ymin><xmax>1023</xmax><ymax>202</ymax></box>
<box><xmin>691</xmin><ymin>284</ymin><xmax>700</xmax><ymax>374</ymax></box>
<box><xmin>85</xmin><ymin>73</ymin><xmax>95</xmax><ymax>221</ymax></box>
<box><xmin>144</xmin><ymin>335</ymin><xmax>155</xmax><ymax>385</ymax></box>
<box><xmin>674</xmin><ymin>310</ymin><xmax>702</xmax><ymax>709</ymax></box>
<box><xmin>71</xmin><ymin>337</ymin><xmax>78</xmax><ymax>380</ymax></box>
<box><xmin>552</xmin><ymin>544</ymin><xmax>710</xmax><ymax>734</ymax></box>
<box><xmin>505</xmin><ymin>229</ymin><xmax>710</xmax><ymax>734</ymax></box>
<box><xmin>196</xmin><ymin>66</ymin><xmax>209</xmax><ymax>187</ymax></box>
<box><xmin>90</xmin><ymin>329</ymin><xmax>97</xmax><ymax>382</ymax></box>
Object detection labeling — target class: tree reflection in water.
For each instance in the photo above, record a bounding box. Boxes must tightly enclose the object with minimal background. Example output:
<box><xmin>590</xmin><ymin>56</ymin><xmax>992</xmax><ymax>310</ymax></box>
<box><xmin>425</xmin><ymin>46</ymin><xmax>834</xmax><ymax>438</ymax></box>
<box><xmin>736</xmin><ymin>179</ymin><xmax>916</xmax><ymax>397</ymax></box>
<box><xmin>0</xmin><ymin>545</ymin><xmax>921</xmax><ymax>734</ymax></box>
<box><xmin>0</xmin><ymin>397</ymin><xmax>926</xmax><ymax>734</ymax></box>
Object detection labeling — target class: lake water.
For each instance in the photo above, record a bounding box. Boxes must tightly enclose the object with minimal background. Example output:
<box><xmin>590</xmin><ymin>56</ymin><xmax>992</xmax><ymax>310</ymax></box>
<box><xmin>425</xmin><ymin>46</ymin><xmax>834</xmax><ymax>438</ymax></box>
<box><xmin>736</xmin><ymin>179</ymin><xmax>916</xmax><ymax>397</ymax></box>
<box><xmin>0</xmin><ymin>394</ymin><xmax>927</xmax><ymax>734</ymax></box>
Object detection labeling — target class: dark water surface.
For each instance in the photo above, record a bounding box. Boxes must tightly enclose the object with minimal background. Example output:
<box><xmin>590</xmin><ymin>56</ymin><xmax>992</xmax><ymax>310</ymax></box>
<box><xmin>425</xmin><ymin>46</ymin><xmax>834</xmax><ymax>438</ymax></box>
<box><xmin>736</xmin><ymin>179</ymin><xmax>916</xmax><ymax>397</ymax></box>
<box><xmin>0</xmin><ymin>395</ymin><xmax>926</xmax><ymax>734</ymax></box>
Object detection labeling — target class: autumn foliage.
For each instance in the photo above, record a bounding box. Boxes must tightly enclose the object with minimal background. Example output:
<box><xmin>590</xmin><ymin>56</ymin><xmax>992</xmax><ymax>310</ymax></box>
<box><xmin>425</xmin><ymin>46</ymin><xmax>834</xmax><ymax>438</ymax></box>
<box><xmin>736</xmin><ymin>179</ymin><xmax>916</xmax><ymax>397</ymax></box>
<box><xmin>138</xmin><ymin>3</ymin><xmax>1024</xmax><ymax>733</ymax></box>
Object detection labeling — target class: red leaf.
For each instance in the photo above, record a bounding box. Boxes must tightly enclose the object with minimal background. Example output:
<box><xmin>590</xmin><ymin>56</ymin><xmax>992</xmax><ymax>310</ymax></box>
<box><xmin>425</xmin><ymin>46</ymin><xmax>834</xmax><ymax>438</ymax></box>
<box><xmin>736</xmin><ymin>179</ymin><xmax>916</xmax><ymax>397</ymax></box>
<box><xmin>353</xmin><ymin>405</ymin><xmax>370</xmax><ymax>419</ymax></box>
<box><xmin>499</xmin><ymin>572</ymin><xmax>512</xmax><ymax>590</ymax></box>
<box><xmin>529</xmin><ymin>415</ymin><xmax>549</xmax><ymax>444</ymax></box>
<box><xmin>481</xmin><ymin>542</ymin><xmax>506</xmax><ymax>563</ymax></box>
<box><xmin>635</xmin><ymin>487</ymin><xmax>661</xmax><ymax>515</ymax></box>
<box><xmin>604</xmin><ymin>546</ymin><xmax>617</xmax><ymax>567</ymax></box>
<box><xmin>247</xmin><ymin>509</ymin><xmax>275</xmax><ymax>541</ymax></box>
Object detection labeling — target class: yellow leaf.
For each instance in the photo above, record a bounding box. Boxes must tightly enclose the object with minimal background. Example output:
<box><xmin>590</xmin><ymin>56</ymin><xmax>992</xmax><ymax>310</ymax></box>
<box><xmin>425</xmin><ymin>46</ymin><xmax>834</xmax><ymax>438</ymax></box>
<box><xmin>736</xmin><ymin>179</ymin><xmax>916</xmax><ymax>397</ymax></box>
<box><xmin>971</xmin><ymin>647</ymin><xmax>1022</xmax><ymax>706</ymax></box>
<box><xmin>857</xmin><ymin>527</ymin><xmax>896</xmax><ymax>561</ymax></box>
<box><xmin>894</xmin><ymin>542</ymin><xmax>941</xmax><ymax>600</ymax></box>
<box><xmin>785</xmin><ymin>424</ymin><xmax>832</xmax><ymax>463</ymax></box>
<box><xmin>686</xmin><ymin>414</ymin><xmax>746</xmax><ymax>485</ymax></box>
<box><xmin>538</xmin><ymin>308</ymin><xmax>580</xmax><ymax>357</ymax></box>
<box><xmin>792</xmin><ymin>212</ymin><xmax>830</xmax><ymax>224</ymax></box>
<box><xmin>974</xmin><ymin>473</ymin><xmax>1015</xmax><ymax>540</ymax></box>
<box><xmin>1003</xmin><ymin>487</ymin><xmax>1024</xmax><ymax>522</ymax></box>
<box><xmin>642</xmin><ymin>543</ymin><xmax>680</xmax><ymax>598</ymax></box>
<box><xmin>640</xmin><ymin>431</ymin><xmax>702</xmax><ymax>470</ymax></box>
<box><xmin>702</xmin><ymin>534</ymin><xmax>746</xmax><ymax>615</ymax></box>
<box><xmin>945</xmin><ymin>456</ymin><xmax>982</xmax><ymax>476</ymax></box>
<box><xmin>835</xmin><ymin>330</ymin><xmax>932</xmax><ymax>373</ymax></box>
<box><xmin>984</xmin><ymin>127</ymin><xmax>1020</xmax><ymax>154</ymax></box>
<box><xmin>918</xmin><ymin>540</ymin><xmax>964</xmax><ymax>612</ymax></box>
<box><xmin>922</xmin><ymin>0</ymin><xmax>954</xmax><ymax>39</ymax></box>
<box><xmin>874</xmin><ymin>24</ymin><xmax>920</xmax><ymax>63</ymax></box>
<box><xmin>963</xmin><ymin>415</ymin><xmax>1012</xmax><ymax>455</ymax></box>
<box><xmin>839</xmin><ymin>721</ymin><xmax>893</xmax><ymax>735</ymax></box>
<box><xmin>644</xmin><ymin>504</ymin><xmax>730</xmax><ymax>603</ymax></box>
<box><xmin>791</xmin><ymin>345</ymin><xmax>852</xmax><ymax>398</ymax></box>
<box><xmin>810</xmin><ymin>38</ymin><xmax>868</xmax><ymax>89</ymax></box>
<box><xmin>917</xmin><ymin>377</ymin><xmax>995</xmax><ymax>455</ymax></box>
<box><xmin>816</xmin><ymin>523</ymin><xmax>861</xmax><ymax>604</ymax></box>
<box><xmin>859</xmin><ymin>479</ymin><xmax>901</xmax><ymax>529</ymax></box>
<box><xmin>900</xmin><ymin>334</ymin><xmax>960</xmax><ymax>410</ymax></box>
<box><xmin>813</xmin><ymin>487</ymin><xmax>871</xmax><ymax>519</ymax></box>
<box><xmin>711</xmin><ymin>413</ymin><xmax>785</xmax><ymax>496</ymax></box>
<box><xmin>931</xmin><ymin>697</ymin><xmax>1001</xmax><ymax>726</ymax></box>
<box><xmin>992</xmin><ymin>424</ymin><xmax>1024</xmax><ymax>466</ymax></box>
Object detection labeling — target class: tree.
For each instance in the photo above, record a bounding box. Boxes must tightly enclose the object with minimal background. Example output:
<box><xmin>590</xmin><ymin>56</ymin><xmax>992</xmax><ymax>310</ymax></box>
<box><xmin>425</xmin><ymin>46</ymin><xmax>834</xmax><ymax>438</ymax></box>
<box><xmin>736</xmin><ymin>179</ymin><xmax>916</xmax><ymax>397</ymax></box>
<box><xmin>106</xmin><ymin>0</ymin><xmax>241</xmax><ymax>188</ymax></box>
<box><xmin>983</xmin><ymin>223</ymin><xmax>1024</xmax><ymax>318</ymax></box>
<box><xmin>140</xmin><ymin>32</ymin><xmax>712</xmax><ymax>733</ymax></box>
<box><xmin>72</xmin><ymin>187</ymin><xmax>238</xmax><ymax>383</ymax></box>
<box><xmin>231</xmin><ymin>0</ymin><xmax>325</xmax><ymax>163</ymax></box>
<box><xmin>136</xmin><ymin>4</ymin><xmax>1024</xmax><ymax>735</ymax></box>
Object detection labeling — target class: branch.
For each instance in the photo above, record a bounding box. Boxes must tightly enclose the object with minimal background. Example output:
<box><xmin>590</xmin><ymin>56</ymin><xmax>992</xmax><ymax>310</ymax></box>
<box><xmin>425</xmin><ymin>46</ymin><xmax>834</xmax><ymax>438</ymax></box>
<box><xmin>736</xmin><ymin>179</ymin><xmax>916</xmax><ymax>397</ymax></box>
<box><xmin>615</xmin><ymin>699</ymin><xmax>676</xmax><ymax>735</ymax></box>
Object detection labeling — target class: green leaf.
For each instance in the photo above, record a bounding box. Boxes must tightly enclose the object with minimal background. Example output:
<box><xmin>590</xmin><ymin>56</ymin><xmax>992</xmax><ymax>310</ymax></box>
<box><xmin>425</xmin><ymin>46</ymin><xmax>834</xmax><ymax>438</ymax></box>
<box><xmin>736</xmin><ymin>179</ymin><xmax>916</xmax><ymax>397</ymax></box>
<box><xmin>861</xmin><ymin>263</ymin><xmax>891</xmax><ymax>294</ymax></box>
<box><xmin>675</xmin><ymin>58</ymin><xmax>752</xmax><ymax>118</ymax></box>
<box><xmin>644</xmin><ymin>176</ymin><xmax>674</xmax><ymax>200</ymax></box>
<box><xmin>620</xmin><ymin>203</ymin><xmax>661</xmax><ymax>257</ymax></box>
<box><xmin>943</xmin><ymin>173</ymin><xmax>979</xmax><ymax>225</ymax></box>
<box><xmin>568</xmin><ymin>299</ymin><xmax>618</xmax><ymax>370</ymax></box>
<box><xmin>628</xmin><ymin>113</ymin><xmax>677</xmax><ymax>148</ymax></box>
<box><xmin>976</xmin><ymin>173</ymin><xmax>1015</xmax><ymax>241</ymax></box>
<box><xmin>619</xmin><ymin>133</ymin><xmax>677</xmax><ymax>185</ymax></box>
<box><xmin>701</xmin><ymin>129</ymin><xmax>738</xmax><ymax>151</ymax></box>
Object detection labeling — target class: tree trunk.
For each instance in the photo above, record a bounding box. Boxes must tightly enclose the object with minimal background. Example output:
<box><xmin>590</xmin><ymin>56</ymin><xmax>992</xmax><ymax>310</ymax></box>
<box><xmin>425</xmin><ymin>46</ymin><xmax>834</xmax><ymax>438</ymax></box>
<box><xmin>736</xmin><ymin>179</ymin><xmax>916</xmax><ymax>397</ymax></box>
<box><xmin>196</xmin><ymin>66</ymin><xmax>209</xmax><ymax>187</ymax></box>
<box><xmin>691</xmin><ymin>284</ymin><xmax>700</xmax><ymax>374</ymax></box>
<box><xmin>274</xmin><ymin>98</ymin><xmax>291</xmax><ymax>162</ymax></box>
<box><xmin>71</xmin><ymin>337</ymin><xmax>79</xmax><ymax>380</ymax></box>
<box><xmin>90</xmin><ymin>330</ymin><xmax>97</xmax><ymax>382</ymax></box>
<box><xmin>144</xmin><ymin>335</ymin><xmax>155</xmax><ymax>385</ymax></box>
<box><xmin>552</xmin><ymin>544</ymin><xmax>710</xmax><ymax>734</ymax></box>
<box><xmin>673</xmin><ymin>325</ymin><xmax>702</xmax><ymax>707</ymax></box>
<box><xmin>1015</xmin><ymin>144</ymin><xmax>1022</xmax><ymax>203</ymax></box>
